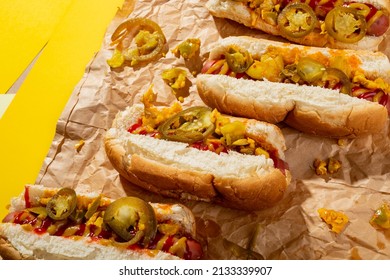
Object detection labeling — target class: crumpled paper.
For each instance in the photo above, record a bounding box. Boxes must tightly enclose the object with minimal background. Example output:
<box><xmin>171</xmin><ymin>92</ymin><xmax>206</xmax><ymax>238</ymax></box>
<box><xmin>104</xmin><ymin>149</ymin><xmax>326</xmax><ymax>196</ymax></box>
<box><xmin>36</xmin><ymin>0</ymin><xmax>390</xmax><ymax>259</ymax></box>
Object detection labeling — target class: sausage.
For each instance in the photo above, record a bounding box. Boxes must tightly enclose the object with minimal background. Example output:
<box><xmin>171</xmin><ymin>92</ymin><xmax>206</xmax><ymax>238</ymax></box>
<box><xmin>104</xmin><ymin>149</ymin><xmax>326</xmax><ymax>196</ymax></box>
<box><xmin>367</xmin><ymin>13</ymin><xmax>390</xmax><ymax>36</ymax></box>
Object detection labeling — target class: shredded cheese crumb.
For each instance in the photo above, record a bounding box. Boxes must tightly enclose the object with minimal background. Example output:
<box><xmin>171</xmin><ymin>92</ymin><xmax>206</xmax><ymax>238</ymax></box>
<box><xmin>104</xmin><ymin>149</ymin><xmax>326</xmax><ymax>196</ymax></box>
<box><xmin>313</xmin><ymin>157</ymin><xmax>342</xmax><ymax>176</ymax></box>
<box><xmin>75</xmin><ymin>140</ymin><xmax>85</xmax><ymax>152</ymax></box>
<box><xmin>318</xmin><ymin>208</ymin><xmax>349</xmax><ymax>234</ymax></box>
<box><xmin>353</xmin><ymin>71</ymin><xmax>390</xmax><ymax>92</ymax></box>
<box><xmin>314</xmin><ymin>159</ymin><xmax>327</xmax><ymax>176</ymax></box>
<box><xmin>337</xmin><ymin>138</ymin><xmax>346</xmax><ymax>146</ymax></box>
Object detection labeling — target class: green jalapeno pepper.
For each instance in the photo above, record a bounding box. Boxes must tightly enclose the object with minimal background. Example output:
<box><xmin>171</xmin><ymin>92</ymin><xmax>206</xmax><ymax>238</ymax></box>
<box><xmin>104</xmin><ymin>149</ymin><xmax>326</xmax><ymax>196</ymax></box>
<box><xmin>172</xmin><ymin>38</ymin><xmax>201</xmax><ymax>59</ymax></box>
<box><xmin>296</xmin><ymin>57</ymin><xmax>326</xmax><ymax>83</ymax></box>
<box><xmin>325</xmin><ymin>6</ymin><xmax>367</xmax><ymax>43</ymax></box>
<box><xmin>103</xmin><ymin>197</ymin><xmax>157</xmax><ymax>246</ymax></box>
<box><xmin>320</xmin><ymin>68</ymin><xmax>352</xmax><ymax>95</ymax></box>
<box><xmin>46</xmin><ymin>188</ymin><xmax>77</xmax><ymax>220</ymax></box>
<box><xmin>158</xmin><ymin>106</ymin><xmax>215</xmax><ymax>144</ymax></box>
<box><xmin>224</xmin><ymin>45</ymin><xmax>253</xmax><ymax>73</ymax></box>
<box><xmin>277</xmin><ymin>3</ymin><xmax>318</xmax><ymax>39</ymax></box>
<box><xmin>370</xmin><ymin>203</ymin><xmax>390</xmax><ymax>229</ymax></box>
<box><xmin>108</xmin><ymin>18</ymin><xmax>166</xmax><ymax>67</ymax></box>
<box><xmin>85</xmin><ymin>195</ymin><xmax>101</xmax><ymax>220</ymax></box>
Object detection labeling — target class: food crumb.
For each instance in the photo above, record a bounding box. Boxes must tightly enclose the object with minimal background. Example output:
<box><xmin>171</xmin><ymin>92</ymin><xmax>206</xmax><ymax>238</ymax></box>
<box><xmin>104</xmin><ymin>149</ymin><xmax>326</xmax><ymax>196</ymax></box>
<box><xmin>171</xmin><ymin>38</ymin><xmax>201</xmax><ymax>60</ymax></box>
<box><xmin>318</xmin><ymin>208</ymin><xmax>349</xmax><ymax>234</ymax></box>
<box><xmin>327</xmin><ymin>157</ymin><xmax>342</xmax><ymax>174</ymax></box>
<box><xmin>337</xmin><ymin>138</ymin><xmax>346</xmax><ymax>146</ymax></box>
<box><xmin>313</xmin><ymin>159</ymin><xmax>327</xmax><ymax>175</ymax></box>
<box><xmin>370</xmin><ymin>203</ymin><xmax>390</xmax><ymax>229</ymax></box>
<box><xmin>75</xmin><ymin>140</ymin><xmax>85</xmax><ymax>152</ymax></box>
<box><xmin>313</xmin><ymin>157</ymin><xmax>342</xmax><ymax>175</ymax></box>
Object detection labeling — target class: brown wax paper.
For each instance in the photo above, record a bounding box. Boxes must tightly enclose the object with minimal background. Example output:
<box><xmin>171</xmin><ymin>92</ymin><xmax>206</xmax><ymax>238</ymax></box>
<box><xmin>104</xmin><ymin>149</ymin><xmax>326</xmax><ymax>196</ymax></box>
<box><xmin>36</xmin><ymin>0</ymin><xmax>390</xmax><ymax>259</ymax></box>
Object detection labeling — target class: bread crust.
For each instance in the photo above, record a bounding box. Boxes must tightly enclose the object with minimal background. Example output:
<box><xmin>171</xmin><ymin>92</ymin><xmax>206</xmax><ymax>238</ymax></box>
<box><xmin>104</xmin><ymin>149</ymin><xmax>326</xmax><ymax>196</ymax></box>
<box><xmin>196</xmin><ymin>74</ymin><xmax>388</xmax><ymax>138</ymax></box>
<box><xmin>0</xmin><ymin>237</ymin><xmax>25</xmax><ymax>260</ymax></box>
<box><xmin>197</xmin><ymin>76</ymin><xmax>292</xmax><ymax>124</ymax></box>
<box><xmin>105</xmin><ymin>139</ymin><xmax>217</xmax><ymax>200</ymax></box>
<box><xmin>104</xmin><ymin>105</ymin><xmax>291</xmax><ymax>211</ymax></box>
<box><xmin>284</xmin><ymin>101</ymin><xmax>388</xmax><ymax>137</ymax></box>
<box><xmin>206</xmin><ymin>0</ymin><xmax>387</xmax><ymax>50</ymax></box>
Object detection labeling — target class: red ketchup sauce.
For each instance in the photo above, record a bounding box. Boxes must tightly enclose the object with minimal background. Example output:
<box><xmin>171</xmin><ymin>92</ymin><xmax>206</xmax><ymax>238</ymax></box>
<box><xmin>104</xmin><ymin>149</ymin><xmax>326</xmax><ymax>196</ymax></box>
<box><xmin>354</xmin><ymin>87</ymin><xmax>390</xmax><ymax>114</ymax></box>
<box><xmin>24</xmin><ymin>186</ymin><xmax>31</xmax><ymax>208</ymax></box>
<box><xmin>33</xmin><ymin>218</ymin><xmax>52</xmax><ymax>235</ymax></box>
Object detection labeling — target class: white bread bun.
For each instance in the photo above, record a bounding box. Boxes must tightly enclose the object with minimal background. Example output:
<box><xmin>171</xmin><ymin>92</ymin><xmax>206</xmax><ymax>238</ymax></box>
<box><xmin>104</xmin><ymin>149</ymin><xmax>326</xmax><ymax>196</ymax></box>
<box><xmin>206</xmin><ymin>0</ymin><xmax>388</xmax><ymax>50</ymax></box>
<box><xmin>0</xmin><ymin>185</ymin><xmax>197</xmax><ymax>260</ymax></box>
<box><xmin>196</xmin><ymin>73</ymin><xmax>388</xmax><ymax>137</ymax></box>
<box><xmin>104</xmin><ymin>104</ymin><xmax>291</xmax><ymax>211</ymax></box>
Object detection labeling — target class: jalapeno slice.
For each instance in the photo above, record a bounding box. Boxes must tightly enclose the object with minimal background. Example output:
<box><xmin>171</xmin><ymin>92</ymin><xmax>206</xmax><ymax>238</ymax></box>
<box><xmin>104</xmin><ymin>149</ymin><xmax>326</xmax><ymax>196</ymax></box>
<box><xmin>370</xmin><ymin>203</ymin><xmax>390</xmax><ymax>229</ymax></box>
<box><xmin>85</xmin><ymin>195</ymin><xmax>101</xmax><ymax>220</ymax></box>
<box><xmin>277</xmin><ymin>3</ymin><xmax>318</xmax><ymax>39</ymax></box>
<box><xmin>224</xmin><ymin>45</ymin><xmax>253</xmax><ymax>73</ymax></box>
<box><xmin>325</xmin><ymin>7</ymin><xmax>367</xmax><ymax>43</ymax></box>
<box><xmin>46</xmin><ymin>188</ymin><xmax>77</xmax><ymax>220</ymax></box>
<box><xmin>158</xmin><ymin>106</ymin><xmax>215</xmax><ymax>144</ymax></box>
<box><xmin>296</xmin><ymin>57</ymin><xmax>326</xmax><ymax>83</ymax></box>
<box><xmin>27</xmin><ymin>207</ymin><xmax>48</xmax><ymax>219</ymax></box>
<box><xmin>172</xmin><ymin>38</ymin><xmax>201</xmax><ymax>59</ymax></box>
<box><xmin>320</xmin><ymin>68</ymin><xmax>352</xmax><ymax>95</ymax></box>
<box><xmin>103</xmin><ymin>197</ymin><xmax>157</xmax><ymax>246</ymax></box>
<box><xmin>108</xmin><ymin>18</ymin><xmax>166</xmax><ymax>67</ymax></box>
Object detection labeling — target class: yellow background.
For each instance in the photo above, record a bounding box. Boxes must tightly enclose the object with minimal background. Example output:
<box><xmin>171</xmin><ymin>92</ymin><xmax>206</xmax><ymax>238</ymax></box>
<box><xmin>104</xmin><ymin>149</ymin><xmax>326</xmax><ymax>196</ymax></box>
<box><xmin>0</xmin><ymin>0</ymin><xmax>72</xmax><ymax>94</ymax></box>
<box><xmin>0</xmin><ymin>0</ymin><xmax>125</xmax><ymax>218</ymax></box>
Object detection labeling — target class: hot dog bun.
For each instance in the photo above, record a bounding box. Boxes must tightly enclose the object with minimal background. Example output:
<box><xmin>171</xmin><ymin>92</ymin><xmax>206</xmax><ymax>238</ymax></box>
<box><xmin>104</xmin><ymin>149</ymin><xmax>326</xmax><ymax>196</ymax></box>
<box><xmin>206</xmin><ymin>0</ymin><xmax>389</xmax><ymax>50</ymax></box>
<box><xmin>104</xmin><ymin>104</ymin><xmax>291</xmax><ymax>211</ymax></box>
<box><xmin>0</xmin><ymin>185</ymin><xmax>200</xmax><ymax>260</ymax></box>
<box><xmin>196</xmin><ymin>36</ymin><xmax>389</xmax><ymax>137</ymax></box>
<box><xmin>197</xmin><ymin>74</ymin><xmax>387</xmax><ymax>137</ymax></box>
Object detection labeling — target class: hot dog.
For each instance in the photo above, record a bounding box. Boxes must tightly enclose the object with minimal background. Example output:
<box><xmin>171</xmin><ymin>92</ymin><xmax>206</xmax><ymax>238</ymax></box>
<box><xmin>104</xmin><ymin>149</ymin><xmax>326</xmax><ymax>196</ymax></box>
<box><xmin>196</xmin><ymin>36</ymin><xmax>390</xmax><ymax>137</ymax></box>
<box><xmin>0</xmin><ymin>185</ymin><xmax>203</xmax><ymax>260</ymax></box>
<box><xmin>206</xmin><ymin>0</ymin><xmax>390</xmax><ymax>50</ymax></box>
<box><xmin>104</xmin><ymin>87</ymin><xmax>291</xmax><ymax>211</ymax></box>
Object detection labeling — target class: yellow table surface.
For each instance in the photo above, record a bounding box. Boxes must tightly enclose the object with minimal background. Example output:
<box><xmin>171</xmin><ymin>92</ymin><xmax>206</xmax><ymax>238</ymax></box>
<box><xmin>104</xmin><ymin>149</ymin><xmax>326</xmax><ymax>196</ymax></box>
<box><xmin>0</xmin><ymin>0</ymin><xmax>72</xmax><ymax>94</ymax></box>
<box><xmin>0</xmin><ymin>0</ymin><xmax>126</xmax><ymax>218</ymax></box>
